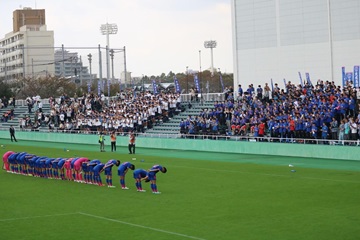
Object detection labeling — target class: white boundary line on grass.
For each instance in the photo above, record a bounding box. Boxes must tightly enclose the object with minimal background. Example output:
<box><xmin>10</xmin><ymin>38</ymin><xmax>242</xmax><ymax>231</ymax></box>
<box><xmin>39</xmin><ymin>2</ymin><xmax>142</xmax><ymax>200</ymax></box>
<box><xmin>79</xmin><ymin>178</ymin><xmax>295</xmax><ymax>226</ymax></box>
<box><xmin>170</xmin><ymin>165</ymin><xmax>360</xmax><ymax>184</ymax></box>
<box><xmin>0</xmin><ymin>212</ymin><xmax>78</xmax><ymax>222</ymax></box>
<box><xmin>78</xmin><ymin>212</ymin><xmax>206</xmax><ymax>240</ymax></box>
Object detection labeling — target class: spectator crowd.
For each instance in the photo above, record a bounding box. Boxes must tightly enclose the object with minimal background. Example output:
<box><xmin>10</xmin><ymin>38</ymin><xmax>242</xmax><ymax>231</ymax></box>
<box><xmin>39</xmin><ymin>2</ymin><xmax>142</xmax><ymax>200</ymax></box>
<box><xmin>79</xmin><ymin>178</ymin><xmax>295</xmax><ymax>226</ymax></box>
<box><xmin>2</xmin><ymin>78</ymin><xmax>360</xmax><ymax>144</ymax></box>
<box><xmin>16</xmin><ymin>91</ymin><xmax>183</xmax><ymax>134</ymax></box>
<box><xmin>180</xmin><ymin>80</ymin><xmax>360</xmax><ymax>144</ymax></box>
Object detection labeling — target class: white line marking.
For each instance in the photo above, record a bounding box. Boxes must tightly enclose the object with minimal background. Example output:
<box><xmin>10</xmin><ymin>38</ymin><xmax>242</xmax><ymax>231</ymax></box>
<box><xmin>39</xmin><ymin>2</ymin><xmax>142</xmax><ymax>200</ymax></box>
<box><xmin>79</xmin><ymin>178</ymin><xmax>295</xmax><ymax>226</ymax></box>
<box><xmin>0</xmin><ymin>212</ymin><xmax>78</xmax><ymax>222</ymax></box>
<box><xmin>78</xmin><ymin>212</ymin><xmax>206</xmax><ymax>240</ymax></box>
<box><xmin>169</xmin><ymin>165</ymin><xmax>360</xmax><ymax>184</ymax></box>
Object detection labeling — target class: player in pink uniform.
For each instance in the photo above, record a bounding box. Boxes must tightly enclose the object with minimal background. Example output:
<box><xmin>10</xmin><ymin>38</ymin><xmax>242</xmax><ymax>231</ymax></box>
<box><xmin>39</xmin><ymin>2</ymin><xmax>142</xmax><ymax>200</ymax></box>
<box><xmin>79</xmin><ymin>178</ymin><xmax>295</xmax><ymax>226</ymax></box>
<box><xmin>64</xmin><ymin>158</ymin><xmax>74</xmax><ymax>180</ymax></box>
<box><xmin>2</xmin><ymin>151</ymin><xmax>14</xmax><ymax>172</ymax></box>
<box><xmin>73</xmin><ymin>157</ymin><xmax>89</xmax><ymax>182</ymax></box>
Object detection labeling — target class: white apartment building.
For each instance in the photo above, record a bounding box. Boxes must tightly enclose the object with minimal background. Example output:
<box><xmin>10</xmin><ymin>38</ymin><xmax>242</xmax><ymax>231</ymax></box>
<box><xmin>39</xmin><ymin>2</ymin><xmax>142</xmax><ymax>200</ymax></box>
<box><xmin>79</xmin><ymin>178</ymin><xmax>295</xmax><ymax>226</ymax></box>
<box><xmin>0</xmin><ymin>8</ymin><xmax>54</xmax><ymax>82</ymax></box>
<box><xmin>231</xmin><ymin>0</ymin><xmax>360</xmax><ymax>91</ymax></box>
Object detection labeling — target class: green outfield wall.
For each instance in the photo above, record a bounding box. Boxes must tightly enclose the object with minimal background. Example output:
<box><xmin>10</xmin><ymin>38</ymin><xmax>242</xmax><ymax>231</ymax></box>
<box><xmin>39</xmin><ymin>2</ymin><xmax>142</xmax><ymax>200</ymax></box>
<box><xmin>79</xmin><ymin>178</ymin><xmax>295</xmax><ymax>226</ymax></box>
<box><xmin>0</xmin><ymin>131</ymin><xmax>359</xmax><ymax>161</ymax></box>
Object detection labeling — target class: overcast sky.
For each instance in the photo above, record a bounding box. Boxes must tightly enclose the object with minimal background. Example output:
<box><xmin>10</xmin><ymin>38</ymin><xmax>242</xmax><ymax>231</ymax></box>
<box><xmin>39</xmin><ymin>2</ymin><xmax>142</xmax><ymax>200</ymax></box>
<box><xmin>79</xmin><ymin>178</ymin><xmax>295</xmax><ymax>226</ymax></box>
<box><xmin>1</xmin><ymin>0</ymin><xmax>233</xmax><ymax>78</ymax></box>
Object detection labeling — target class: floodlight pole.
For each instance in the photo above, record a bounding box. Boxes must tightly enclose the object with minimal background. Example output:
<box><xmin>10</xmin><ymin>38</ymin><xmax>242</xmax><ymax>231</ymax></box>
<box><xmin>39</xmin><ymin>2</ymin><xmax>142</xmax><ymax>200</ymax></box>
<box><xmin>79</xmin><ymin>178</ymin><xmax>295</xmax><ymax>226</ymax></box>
<box><xmin>110</xmin><ymin>49</ymin><xmax>115</xmax><ymax>80</ymax></box>
<box><xmin>98</xmin><ymin>44</ymin><xmax>103</xmax><ymax>95</ymax></box>
<box><xmin>106</xmin><ymin>45</ymin><xmax>110</xmax><ymax>97</ymax></box>
<box><xmin>204</xmin><ymin>40</ymin><xmax>217</xmax><ymax>76</ymax></box>
<box><xmin>141</xmin><ymin>74</ymin><xmax>144</xmax><ymax>94</ymax></box>
<box><xmin>199</xmin><ymin>50</ymin><xmax>202</xmax><ymax>104</ymax></box>
<box><xmin>100</xmin><ymin>23</ymin><xmax>118</xmax><ymax>96</ymax></box>
<box><xmin>61</xmin><ymin>44</ymin><xmax>65</xmax><ymax>77</ymax></box>
<box><xmin>123</xmin><ymin>46</ymin><xmax>127</xmax><ymax>89</ymax></box>
<box><xmin>88</xmin><ymin>53</ymin><xmax>92</xmax><ymax>92</ymax></box>
<box><xmin>186</xmin><ymin>66</ymin><xmax>189</xmax><ymax>93</ymax></box>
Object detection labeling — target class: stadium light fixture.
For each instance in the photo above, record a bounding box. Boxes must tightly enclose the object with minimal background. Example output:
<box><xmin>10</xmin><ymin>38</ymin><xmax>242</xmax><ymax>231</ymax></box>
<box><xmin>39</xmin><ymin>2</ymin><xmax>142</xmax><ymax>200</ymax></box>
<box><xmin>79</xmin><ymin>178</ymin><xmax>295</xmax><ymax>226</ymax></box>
<box><xmin>204</xmin><ymin>40</ymin><xmax>217</xmax><ymax>76</ymax></box>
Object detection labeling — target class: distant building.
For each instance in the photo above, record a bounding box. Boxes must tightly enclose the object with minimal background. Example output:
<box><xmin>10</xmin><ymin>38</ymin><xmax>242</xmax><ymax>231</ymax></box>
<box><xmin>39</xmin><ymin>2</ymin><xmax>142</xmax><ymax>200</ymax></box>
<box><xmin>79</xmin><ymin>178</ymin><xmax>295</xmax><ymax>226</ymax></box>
<box><xmin>231</xmin><ymin>0</ymin><xmax>360</xmax><ymax>90</ymax></box>
<box><xmin>13</xmin><ymin>8</ymin><xmax>46</xmax><ymax>32</ymax></box>
<box><xmin>120</xmin><ymin>71</ymin><xmax>132</xmax><ymax>87</ymax></box>
<box><xmin>0</xmin><ymin>7</ymin><xmax>54</xmax><ymax>82</ymax></box>
<box><xmin>54</xmin><ymin>50</ymin><xmax>93</xmax><ymax>85</ymax></box>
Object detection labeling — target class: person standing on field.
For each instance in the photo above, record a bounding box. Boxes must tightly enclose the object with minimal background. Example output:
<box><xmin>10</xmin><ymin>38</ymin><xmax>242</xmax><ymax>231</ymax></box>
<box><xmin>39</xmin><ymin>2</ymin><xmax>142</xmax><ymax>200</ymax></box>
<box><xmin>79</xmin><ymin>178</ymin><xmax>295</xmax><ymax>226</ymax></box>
<box><xmin>128</xmin><ymin>131</ymin><xmax>136</xmax><ymax>154</ymax></box>
<box><xmin>110</xmin><ymin>131</ymin><xmax>117</xmax><ymax>152</ymax></box>
<box><xmin>9</xmin><ymin>125</ymin><xmax>17</xmax><ymax>142</ymax></box>
<box><xmin>99</xmin><ymin>132</ymin><xmax>105</xmax><ymax>152</ymax></box>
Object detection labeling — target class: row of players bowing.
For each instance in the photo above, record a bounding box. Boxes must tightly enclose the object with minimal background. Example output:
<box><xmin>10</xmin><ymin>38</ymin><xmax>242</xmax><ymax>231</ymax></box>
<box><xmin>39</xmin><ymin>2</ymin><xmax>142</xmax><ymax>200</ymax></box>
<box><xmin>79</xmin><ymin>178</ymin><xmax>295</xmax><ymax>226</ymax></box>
<box><xmin>2</xmin><ymin>151</ymin><xmax>167</xmax><ymax>194</ymax></box>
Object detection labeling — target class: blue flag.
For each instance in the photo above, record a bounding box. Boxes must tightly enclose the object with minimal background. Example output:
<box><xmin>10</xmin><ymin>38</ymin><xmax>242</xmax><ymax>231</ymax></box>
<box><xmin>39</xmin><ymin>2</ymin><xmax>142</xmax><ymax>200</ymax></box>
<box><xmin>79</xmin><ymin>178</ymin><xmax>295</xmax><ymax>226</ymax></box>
<box><xmin>342</xmin><ymin>67</ymin><xmax>346</xmax><ymax>88</ymax></box>
<box><xmin>219</xmin><ymin>73</ymin><xmax>224</xmax><ymax>92</ymax></box>
<box><xmin>353</xmin><ymin>66</ymin><xmax>359</xmax><ymax>88</ymax></box>
<box><xmin>346</xmin><ymin>72</ymin><xmax>353</xmax><ymax>86</ymax></box>
<box><xmin>298</xmin><ymin>72</ymin><xmax>303</xmax><ymax>88</ymax></box>
<box><xmin>194</xmin><ymin>74</ymin><xmax>200</xmax><ymax>92</ymax></box>
<box><xmin>97</xmin><ymin>80</ymin><xmax>101</xmax><ymax>96</ymax></box>
<box><xmin>174</xmin><ymin>76</ymin><xmax>181</xmax><ymax>93</ymax></box>
<box><xmin>87</xmin><ymin>81</ymin><xmax>91</xmax><ymax>93</ymax></box>
<box><xmin>305</xmin><ymin>73</ymin><xmax>312</xmax><ymax>86</ymax></box>
<box><xmin>152</xmin><ymin>79</ymin><xmax>158</xmax><ymax>95</ymax></box>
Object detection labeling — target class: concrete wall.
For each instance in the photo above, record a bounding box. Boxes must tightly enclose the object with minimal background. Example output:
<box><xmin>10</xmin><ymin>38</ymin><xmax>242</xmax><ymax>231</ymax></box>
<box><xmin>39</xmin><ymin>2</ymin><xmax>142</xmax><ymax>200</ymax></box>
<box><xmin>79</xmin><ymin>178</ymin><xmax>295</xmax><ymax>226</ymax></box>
<box><xmin>0</xmin><ymin>130</ymin><xmax>359</xmax><ymax>161</ymax></box>
<box><xmin>231</xmin><ymin>0</ymin><xmax>360</xmax><ymax>89</ymax></box>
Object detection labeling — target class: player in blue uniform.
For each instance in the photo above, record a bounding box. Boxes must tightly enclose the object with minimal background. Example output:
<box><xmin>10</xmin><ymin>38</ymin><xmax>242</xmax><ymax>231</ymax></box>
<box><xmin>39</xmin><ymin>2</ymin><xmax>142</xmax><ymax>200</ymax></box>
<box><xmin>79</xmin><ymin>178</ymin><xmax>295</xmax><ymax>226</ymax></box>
<box><xmin>103</xmin><ymin>159</ymin><xmax>121</xmax><ymax>188</ymax></box>
<box><xmin>51</xmin><ymin>158</ymin><xmax>61</xmax><ymax>179</ymax></box>
<box><xmin>7</xmin><ymin>152</ymin><xmax>19</xmax><ymax>173</ymax></box>
<box><xmin>23</xmin><ymin>153</ymin><xmax>36</xmax><ymax>175</ymax></box>
<box><xmin>45</xmin><ymin>158</ymin><xmax>54</xmax><ymax>178</ymax></box>
<box><xmin>70</xmin><ymin>158</ymin><xmax>79</xmax><ymax>181</ymax></box>
<box><xmin>27</xmin><ymin>155</ymin><xmax>39</xmax><ymax>176</ymax></box>
<box><xmin>81</xmin><ymin>161</ymin><xmax>90</xmax><ymax>183</ymax></box>
<box><xmin>16</xmin><ymin>152</ymin><xmax>27</xmax><ymax>175</ymax></box>
<box><xmin>133</xmin><ymin>169</ymin><xmax>149</xmax><ymax>192</ymax></box>
<box><xmin>34</xmin><ymin>156</ymin><xmax>43</xmax><ymax>177</ymax></box>
<box><xmin>148</xmin><ymin>165</ymin><xmax>167</xmax><ymax>194</ymax></box>
<box><xmin>93</xmin><ymin>162</ymin><xmax>105</xmax><ymax>186</ymax></box>
<box><xmin>88</xmin><ymin>159</ymin><xmax>101</xmax><ymax>184</ymax></box>
<box><xmin>117</xmin><ymin>162</ymin><xmax>135</xmax><ymax>189</ymax></box>
<box><xmin>58</xmin><ymin>158</ymin><xmax>66</xmax><ymax>180</ymax></box>
<box><xmin>39</xmin><ymin>158</ymin><xmax>47</xmax><ymax>178</ymax></box>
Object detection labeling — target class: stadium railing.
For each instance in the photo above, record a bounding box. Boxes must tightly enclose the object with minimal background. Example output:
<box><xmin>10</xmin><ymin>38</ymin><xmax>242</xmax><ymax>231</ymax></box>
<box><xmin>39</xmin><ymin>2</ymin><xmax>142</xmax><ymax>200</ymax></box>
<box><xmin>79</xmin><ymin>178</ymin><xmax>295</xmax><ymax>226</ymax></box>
<box><xmin>15</xmin><ymin>127</ymin><xmax>356</xmax><ymax>147</ymax></box>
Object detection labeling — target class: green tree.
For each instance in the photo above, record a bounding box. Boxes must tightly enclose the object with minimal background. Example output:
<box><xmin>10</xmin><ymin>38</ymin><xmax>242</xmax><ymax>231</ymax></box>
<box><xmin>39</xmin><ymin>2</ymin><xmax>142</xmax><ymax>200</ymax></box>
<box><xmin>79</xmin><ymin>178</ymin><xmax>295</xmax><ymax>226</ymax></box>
<box><xmin>16</xmin><ymin>76</ymin><xmax>77</xmax><ymax>99</ymax></box>
<box><xmin>0</xmin><ymin>81</ymin><xmax>15</xmax><ymax>99</ymax></box>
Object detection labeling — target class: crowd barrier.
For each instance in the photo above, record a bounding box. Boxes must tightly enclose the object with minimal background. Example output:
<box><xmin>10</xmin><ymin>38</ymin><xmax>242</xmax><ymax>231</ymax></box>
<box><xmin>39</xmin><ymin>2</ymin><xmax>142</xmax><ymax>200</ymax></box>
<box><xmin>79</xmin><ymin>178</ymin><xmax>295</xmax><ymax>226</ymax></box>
<box><xmin>0</xmin><ymin>130</ymin><xmax>359</xmax><ymax>161</ymax></box>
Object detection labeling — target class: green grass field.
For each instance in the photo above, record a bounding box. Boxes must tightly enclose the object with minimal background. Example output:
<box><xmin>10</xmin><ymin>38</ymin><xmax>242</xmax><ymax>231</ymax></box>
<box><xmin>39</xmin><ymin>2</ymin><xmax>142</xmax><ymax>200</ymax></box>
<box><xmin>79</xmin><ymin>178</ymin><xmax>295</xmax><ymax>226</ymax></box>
<box><xmin>1</xmin><ymin>140</ymin><xmax>360</xmax><ymax>240</ymax></box>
